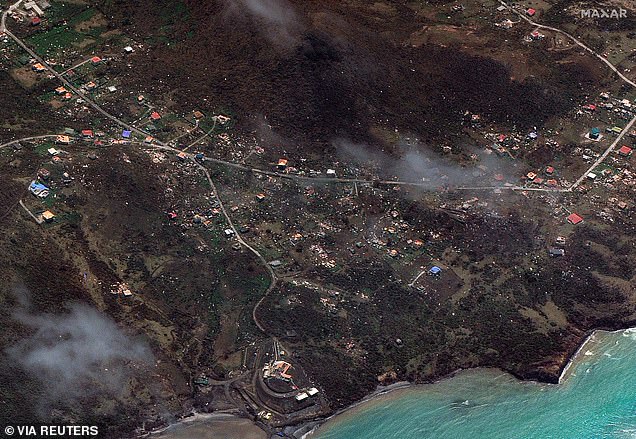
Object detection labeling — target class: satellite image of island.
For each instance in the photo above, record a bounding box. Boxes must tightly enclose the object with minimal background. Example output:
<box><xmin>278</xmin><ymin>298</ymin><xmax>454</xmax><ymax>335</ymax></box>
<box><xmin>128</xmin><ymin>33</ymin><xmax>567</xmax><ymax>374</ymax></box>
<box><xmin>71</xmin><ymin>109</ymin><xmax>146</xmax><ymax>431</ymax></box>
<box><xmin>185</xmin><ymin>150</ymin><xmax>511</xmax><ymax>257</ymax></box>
<box><xmin>0</xmin><ymin>0</ymin><xmax>635</xmax><ymax>438</ymax></box>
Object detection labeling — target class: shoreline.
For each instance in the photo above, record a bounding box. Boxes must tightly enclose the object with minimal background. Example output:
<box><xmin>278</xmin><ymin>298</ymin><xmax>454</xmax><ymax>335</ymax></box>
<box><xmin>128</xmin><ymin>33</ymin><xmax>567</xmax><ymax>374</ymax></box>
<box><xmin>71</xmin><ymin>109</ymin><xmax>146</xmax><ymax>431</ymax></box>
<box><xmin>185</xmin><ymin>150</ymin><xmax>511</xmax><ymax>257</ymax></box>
<box><xmin>558</xmin><ymin>326</ymin><xmax>636</xmax><ymax>384</ymax></box>
<box><xmin>293</xmin><ymin>381</ymin><xmax>413</xmax><ymax>439</ymax></box>
<box><xmin>297</xmin><ymin>325</ymin><xmax>636</xmax><ymax>438</ymax></box>
<box><xmin>145</xmin><ymin>326</ymin><xmax>636</xmax><ymax>439</ymax></box>
<box><xmin>145</xmin><ymin>411</ymin><xmax>266</xmax><ymax>439</ymax></box>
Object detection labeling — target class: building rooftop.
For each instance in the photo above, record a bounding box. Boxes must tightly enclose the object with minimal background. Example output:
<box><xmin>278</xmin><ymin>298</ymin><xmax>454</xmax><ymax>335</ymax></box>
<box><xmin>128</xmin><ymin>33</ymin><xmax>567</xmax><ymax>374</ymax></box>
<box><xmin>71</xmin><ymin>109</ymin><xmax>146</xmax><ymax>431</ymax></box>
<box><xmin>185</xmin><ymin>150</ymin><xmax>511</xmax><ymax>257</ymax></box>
<box><xmin>567</xmin><ymin>213</ymin><xmax>583</xmax><ymax>225</ymax></box>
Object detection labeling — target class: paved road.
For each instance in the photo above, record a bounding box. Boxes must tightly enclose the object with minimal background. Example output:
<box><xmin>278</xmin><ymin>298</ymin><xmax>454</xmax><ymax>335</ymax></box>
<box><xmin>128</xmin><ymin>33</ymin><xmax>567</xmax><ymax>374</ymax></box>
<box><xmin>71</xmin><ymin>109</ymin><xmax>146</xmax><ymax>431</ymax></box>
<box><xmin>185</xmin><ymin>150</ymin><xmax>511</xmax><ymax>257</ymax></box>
<box><xmin>2</xmin><ymin>1</ymin><xmax>154</xmax><ymax>140</ymax></box>
<box><xmin>0</xmin><ymin>134</ymin><xmax>58</xmax><ymax>149</ymax></box>
<box><xmin>495</xmin><ymin>0</ymin><xmax>636</xmax><ymax>193</ymax></box>
<box><xmin>1</xmin><ymin>3</ymin><xmax>280</xmax><ymax>335</ymax></box>
<box><xmin>190</xmin><ymin>156</ymin><xmax>278</xmax><ymax>334</ymax></box>
<box><xmin>570</xmin><ymin>115</ymin><xmax>636</xmax><ymax>189</ymax></box>
<box><xmin>4</xmin><ymin>0</ymin><xmax>636</xmax><ymax>339</ymax></box>
<box><xmin>499</xmin><ymin>0</ymin><xmax>636</xmax><ymax>88</ymax></box>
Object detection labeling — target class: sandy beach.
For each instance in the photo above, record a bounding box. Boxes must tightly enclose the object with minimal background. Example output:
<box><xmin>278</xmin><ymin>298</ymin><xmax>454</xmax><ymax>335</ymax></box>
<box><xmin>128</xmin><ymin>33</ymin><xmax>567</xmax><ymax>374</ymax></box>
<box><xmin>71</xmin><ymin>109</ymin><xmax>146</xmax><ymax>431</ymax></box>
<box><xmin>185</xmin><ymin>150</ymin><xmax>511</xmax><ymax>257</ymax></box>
<box><xmin>151</xmin><ymin>413</ymin><xmax>266</xmax><ymax>439</ymax></box>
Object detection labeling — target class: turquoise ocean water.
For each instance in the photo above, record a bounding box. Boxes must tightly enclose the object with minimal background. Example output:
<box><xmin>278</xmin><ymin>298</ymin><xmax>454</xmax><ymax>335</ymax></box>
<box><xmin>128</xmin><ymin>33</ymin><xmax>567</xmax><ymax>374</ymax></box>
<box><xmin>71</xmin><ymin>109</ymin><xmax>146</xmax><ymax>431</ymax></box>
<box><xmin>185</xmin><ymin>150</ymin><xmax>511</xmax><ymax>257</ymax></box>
<box><xmin>314</xmin><ymin>329</ymin><xmax>636</xmax><ymax>439</ymax></box>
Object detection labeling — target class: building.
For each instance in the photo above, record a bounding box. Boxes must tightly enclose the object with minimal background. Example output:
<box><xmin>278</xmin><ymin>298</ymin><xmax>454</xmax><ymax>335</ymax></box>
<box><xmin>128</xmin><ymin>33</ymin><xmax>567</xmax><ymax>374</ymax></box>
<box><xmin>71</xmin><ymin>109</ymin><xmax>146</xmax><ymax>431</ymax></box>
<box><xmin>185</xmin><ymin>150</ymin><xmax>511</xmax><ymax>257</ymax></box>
<box><xmin>32</xmin><ymin>63</ymin><xmax>46</xmax><ymax>72</ymax></box>
<box><xmin>37</xmin><ymin>168</ymin><xmax>50</xmax><ymax>180</ymax></box>
<box><xmin>589</xmin><ymin>128</ymin><xmax>601</xmax><ymax>139</ymax></box>
<box><xmin>90</xmin><ymin>56</ymin><xmax>101</xmax><ymax>65</ymax></box>
<box><xmin>549</xmin><ymin>247</ymin><xmax>565</xmax><ymax>257</ymax></box>
<box><xmin>41</xmin><ymin>210</ymin><xmax>55</xmax><ymax>222</ymax></box>
<box><xmin>256</xmin><ymin>193</ymin><xmax>266</xmax><ymax>202</ymax></box>
<box><xmin>55</xmin><ymin>86</ymin><xmax>66</xmax><ymax>95</ymax></box>
<box><xmin>271</xmin><ymin>360</ymin><xmax>293</xmax><ymax>380</ymax></box>
<box><xmin>618</xmin><ymin>145</ymin><xmax>632</xmax><ymax>157</ymax></box>
<box><xmin>123</xmin><ymin>46</ymin><xmax>134</xmax><ymax>53</ymax></box>
<box><xmin>567</xmin><ymin>213</ymin><xmax>583</xmax><ymax>225</ymax></box>
<box><xmin>107</xmin><ymin>86</ymin><xmax>117</xmax><ymax>93</ymax></box>
<box><xmin>526</xmin><ymin>8</ymin><xmax>536</xmax><ymax>16</ymax></box>
<box><xmin>193</xmin><ymin>110</ymin><xmax>204</xmax><ymax>119</ymax></box>
<box><xmin>122</xmin><ymin>130</ymin><xmax>132</xmax><ymax>139</ymax></box>
<box><xmin>81</xmin><ymin>129</ymin><xmax>93</xmax><ymax>138</ymax></box>
<box><xmin>24</xmin><ymin>0</ymin><xmax>44</xmax><ymax>15</ymax></box>
<box><xmin>429</xmin><ymin>266</ymin><xmax>442</xmax><ymax>275</ymax></box>
<box><xmin>295</xmin><ymin>393</ymin><xmax>309</xmax><ymax>402</ymax></box>
<box><xmin>326</xmin><ymin>169</ymin><xmax>337</xmax><ymax>178</ymax></box>
<box><xmin>586</xmin><ymin>172</ymin><xmax>597</xmax><ymax>180</ymax></box>
<box><xmin>307</xmin><ymin>387</ymin><xmax>319</xmax><ymax>396</ymax></box>
<box><xmin>277</xmin><ymin>158</ymin><xmax>288</xmax><ymax>170</ymax></box>
<box><xmin>55</xmin><ymin>136</ymin><xmax>70</xmax><ymax>145</ymax></box>
<box><xmin>29</xmin><ymin>181</ymin><xmax>49</xmax><ymax>198</ymax></box>
<box><xmin>150</xmin><ymin>111</ymin><xmax>161</xmax><ymax>121</ymax></box>
<box><xmin>545</xmin><ymin>166</ymin><xmax>555</xmax><ymax>175</ymax></box>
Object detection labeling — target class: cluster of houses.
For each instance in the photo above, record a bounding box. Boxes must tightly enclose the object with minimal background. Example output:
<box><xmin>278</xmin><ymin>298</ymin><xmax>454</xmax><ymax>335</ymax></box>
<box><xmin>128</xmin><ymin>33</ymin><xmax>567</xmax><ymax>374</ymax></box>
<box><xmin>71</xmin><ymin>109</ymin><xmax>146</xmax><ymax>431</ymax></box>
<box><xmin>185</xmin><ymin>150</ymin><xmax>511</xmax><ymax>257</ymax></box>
<box><xmin>27</xmin><ymin>179</ymin><xmax>56</xmax><ymax>223</ymax></box>
<box><xmin>275</xmin><ymin>157</ymin><xmax>337</xmax><ymax>179</ymax></box>
<box><xmin>263</xmin><ymin>360</ymin><xmax>293</xmax><ymax>381</ymax></box>
<box><xmin>524</xmin><ymin>165</ymin><xmax>560</xmax><ymax>187</ymax></box>
<box><xmin>110</xmin><ymin>282</ymin><xmax>133</xmax><ymax>297</ymax></box>
<box><xmin>7</xmin><ymin>0</ymin><xmax>50</xmax><ymax>26</ymax></box>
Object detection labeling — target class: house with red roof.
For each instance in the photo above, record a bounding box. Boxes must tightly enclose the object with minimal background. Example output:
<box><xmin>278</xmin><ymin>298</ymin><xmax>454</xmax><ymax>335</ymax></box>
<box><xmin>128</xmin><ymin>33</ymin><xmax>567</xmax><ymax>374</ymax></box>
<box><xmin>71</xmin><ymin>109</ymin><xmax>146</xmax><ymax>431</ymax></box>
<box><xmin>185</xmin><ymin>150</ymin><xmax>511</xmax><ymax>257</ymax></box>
<box><xmin>567</xmin><ymin>213</ymin><xmax>583</xmax><ymax>225</ymax></box>
<box><xmin>618</xmin><ymin>145</ymin><xmax>632</xmax><ymax>157</ymax></box>
<box><xmin>150</xmin><ymin>111</ymin><xmax>161</xmax><ymax>121</ymax></box>
<box><xmin>31</xmin><ymin>17</ymin><xmax>41</xmax><ymax>26</ymax></box>
<box><xmin>526</xmin><ymin>8</ymin><xmax>536</xmax><ymax>16</ymax></box>
<box><xmin>81</xmin><ymin>129</ymin><xmax>94</xmax><ymax>138</ymax></box>
<box><xmin>91</xmin><ymin>56</ymin><xmax>102</xmax><ymax>65</ymax></box>
<box><xmin>545</xmin><ymin>166</ymin><xmax>555</xmax><ymax>175</ymax></box>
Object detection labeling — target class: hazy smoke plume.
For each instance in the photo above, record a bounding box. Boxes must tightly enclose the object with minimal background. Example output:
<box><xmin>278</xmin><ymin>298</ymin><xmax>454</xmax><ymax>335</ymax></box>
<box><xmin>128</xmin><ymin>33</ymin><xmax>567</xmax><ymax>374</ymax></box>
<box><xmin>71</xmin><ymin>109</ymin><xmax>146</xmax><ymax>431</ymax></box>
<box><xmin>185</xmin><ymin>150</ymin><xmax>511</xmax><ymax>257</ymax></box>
<box><xmin>225</xmin><ymin>0</ymin><xmax>303</xmax><ymax>48</ymax></box>
<box><xmin>6</xmin><ymin>288</ymin><xmax>153</xmax><ymax>409</ymax></box>
<box><xmin>334</xmin><ymin>138</ymin><xmax>515</xmax><ymax>189</ymax></box>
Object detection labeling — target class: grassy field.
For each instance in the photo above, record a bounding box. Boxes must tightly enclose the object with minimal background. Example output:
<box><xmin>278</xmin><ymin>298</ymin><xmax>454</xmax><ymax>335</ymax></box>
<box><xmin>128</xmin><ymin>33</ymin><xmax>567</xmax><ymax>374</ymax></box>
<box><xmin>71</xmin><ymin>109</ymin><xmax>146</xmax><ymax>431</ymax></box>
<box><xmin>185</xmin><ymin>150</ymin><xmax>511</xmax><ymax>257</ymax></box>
<box><xmin>25</xmin><ymin>8</ymin><xmax>102</xmax><ymax>57</ymax></box>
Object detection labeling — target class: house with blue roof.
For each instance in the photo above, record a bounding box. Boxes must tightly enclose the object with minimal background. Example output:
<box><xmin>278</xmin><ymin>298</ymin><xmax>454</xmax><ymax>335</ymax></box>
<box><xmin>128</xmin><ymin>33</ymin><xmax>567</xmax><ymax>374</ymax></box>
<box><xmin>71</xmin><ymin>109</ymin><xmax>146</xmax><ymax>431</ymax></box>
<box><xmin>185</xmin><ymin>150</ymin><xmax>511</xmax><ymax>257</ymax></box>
<box><xmin>29</xmin><ymin>181</ymin><xmax>50</xmax><ymax>198</ymax></box>
<box><xmin>428</xmin><ymin>266</ymin><xmax>442</xmax><ymax>275</ymax></box>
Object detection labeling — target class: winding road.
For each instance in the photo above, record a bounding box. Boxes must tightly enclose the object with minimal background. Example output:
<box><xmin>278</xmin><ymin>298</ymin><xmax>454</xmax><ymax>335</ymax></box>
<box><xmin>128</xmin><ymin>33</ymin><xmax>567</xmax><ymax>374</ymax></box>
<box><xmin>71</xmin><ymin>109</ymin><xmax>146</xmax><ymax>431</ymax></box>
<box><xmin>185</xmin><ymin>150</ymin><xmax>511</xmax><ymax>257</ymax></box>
<box><xmin>500</xmin><ymin>0</ymin><xmax>636</xmax><ymax>89</ymax></box>
<box><xmin>3</xmin><ymin>0</ymin><xmax>636</xmax><ymax>336</ymax></box>
<box><xmin>1</xmin><ymin>0</ymin><xmax>277</xmax><ymax>334</ymax></box>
